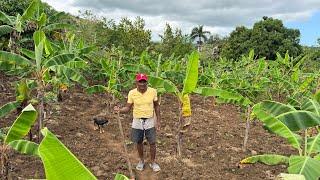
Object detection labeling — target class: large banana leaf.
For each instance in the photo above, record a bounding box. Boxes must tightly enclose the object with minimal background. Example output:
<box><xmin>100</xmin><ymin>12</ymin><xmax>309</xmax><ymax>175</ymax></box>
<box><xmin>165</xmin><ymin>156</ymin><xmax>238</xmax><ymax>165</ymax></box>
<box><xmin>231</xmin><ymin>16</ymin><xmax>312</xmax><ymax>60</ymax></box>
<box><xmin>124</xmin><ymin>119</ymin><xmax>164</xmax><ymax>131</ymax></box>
<box><xmin>240</xmin><ymin>154</ymin><xmax>289</xmax><ymax>165</ymax></box>
<box><xmin>38</xmin><ymin>13</ymin><xmax>47</xmax><ymax>28</ymax></box>
<box><xmin>44</xmin><ymin>54</ymin><xmax>75</xmax><ymax>67</ymax></box>
<box><xmin>21</xmin><ymin>0</ymin><xmax>39</xmax><ymax>22</ymax></box>
<box><xmin>0</xmin><ymin>51</ymin><xmax>32</xmax><ymax>66</ymax></box>
<box><xmin>86</xmin><ymin>85</ymin><xmax>107</xmax><ymax>94</ymax></box>
<box><xmin>277</xmin><ymin>111</ymin><xmax>320</xmax><ymax>131</ymax></box>
<box><xmin>307</xmin><ymin>133</ymin><xmax>320</xmax><ymax>155</ymax></box>
<box><xmin>0</xmin><ymin>11</ymin><xmax>13</xmax><ymax>25</ymax></box>
<box><xmin>194</xmin><ymin>87</ymin><xmax>251</xmax><ymax>107</ymax></box>
<box><xmin>4</xmin><ymin>104</ymin><xmax>37</xmax><ymax>144</ymax></box>
<box><xmin>39</xmin><ymin>128</ymin><xmax>96</xmax><ymax>179</ymax></box>
<box><xmin>276</xmin><ymin>173</ymin><xmax>305</xmax><ymax>180</ymax></box>
<box><xmin>114</xmin><ymin>173</ymin><xmax>129</xmax><ymax>180</ymax></box>
<box><xmin>288</xmin><ymin>156</ymin><xmax>320</xmax><ymax>180</ymax></box>
<box><xmin>301</xmin><ymin>99</ymin><xmax>320</xmax><ymax>116</ymax></box>
<box><xmin>258</xmin><ymin>101</ymin><xmax>320</xmax><ymax>131</ymax></box>
<box><xmin>253</xmin><ymin>103</ymin><xmax>302</xmax><ymax>150</ymax></box>
<box><xmin>20</xmin><ymin>48</ymin><xmax>35</xmax><ymax>60</ymax></box>
<box><xmin>0</xmin><ymin>101</ymin><xmax>20</xmax><ymax>118</ymax></box>
<box><xmin>9</xmin><ymin>140</ymin><xmax>39</xmax><ymax>156</ymax></box>
<box><xmin>182</xmin><ymin>51</ymin><xmax>199</xmax><ymax>95</ymax></box>
<box><xmin>164</xmin><ymin>80</ymin><xmax>179</xmax><ymax>95</ymax></box>
<box><xmin>148</xmin><ymin>76</ymin><xmax>165</xmax><ymax>88</ymax></box>
<box><xmin>65</xmin><ymin>59</ymin><xmax>87</xmax><ymax>69</ymax></box>
<box><xmin>0</xmin><ymin>25</ymin><xmax>13</xmax><ymax>36</ymax></box>
<box><xmin>48</xmin><ymin>65</ymin><xmax>88</xmax><ymax>87</ymax></box>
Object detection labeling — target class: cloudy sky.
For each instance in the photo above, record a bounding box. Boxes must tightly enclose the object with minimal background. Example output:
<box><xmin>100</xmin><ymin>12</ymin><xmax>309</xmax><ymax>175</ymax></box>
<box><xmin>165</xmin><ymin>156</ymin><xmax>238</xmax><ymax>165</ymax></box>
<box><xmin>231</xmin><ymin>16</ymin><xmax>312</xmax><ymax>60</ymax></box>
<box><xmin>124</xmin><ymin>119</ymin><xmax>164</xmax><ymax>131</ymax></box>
<box><xmin>42</xmin><ymin>0</ymin><xmax>320</xmax><ymax>46</ymax></box>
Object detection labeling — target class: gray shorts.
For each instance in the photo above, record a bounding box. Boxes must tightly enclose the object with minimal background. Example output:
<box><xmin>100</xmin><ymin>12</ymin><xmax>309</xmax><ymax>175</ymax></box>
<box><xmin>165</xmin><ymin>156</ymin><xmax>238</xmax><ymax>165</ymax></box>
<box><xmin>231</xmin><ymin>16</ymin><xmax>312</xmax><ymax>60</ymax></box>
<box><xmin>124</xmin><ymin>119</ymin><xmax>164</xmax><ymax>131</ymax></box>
<box><xmin>131</xmin><ymin>127</ymin><xmax>156</xmax><ymax>144</ymax></box>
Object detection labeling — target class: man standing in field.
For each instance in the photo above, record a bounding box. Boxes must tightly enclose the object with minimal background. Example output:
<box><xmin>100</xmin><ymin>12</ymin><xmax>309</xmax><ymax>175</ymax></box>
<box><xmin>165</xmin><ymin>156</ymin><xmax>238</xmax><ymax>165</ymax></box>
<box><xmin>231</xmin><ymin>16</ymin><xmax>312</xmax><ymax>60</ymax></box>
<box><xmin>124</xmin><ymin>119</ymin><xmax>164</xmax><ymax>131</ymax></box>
<box><xmin>114</xmin><ymin>73</ymin><xmax>161</xmax><ymax>172</ymax></box>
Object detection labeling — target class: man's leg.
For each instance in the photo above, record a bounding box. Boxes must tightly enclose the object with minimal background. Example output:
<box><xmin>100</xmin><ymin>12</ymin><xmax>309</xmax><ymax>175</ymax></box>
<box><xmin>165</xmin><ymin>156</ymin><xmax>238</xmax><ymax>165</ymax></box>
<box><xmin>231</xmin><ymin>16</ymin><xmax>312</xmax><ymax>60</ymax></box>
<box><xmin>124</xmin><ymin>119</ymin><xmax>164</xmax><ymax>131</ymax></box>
<box><xmin>146</xmin><ymin>128</ymin><xmax>160</xmax><ymax>171</ymax></box>
<box><xmin>137</xmin><ymin>143</ymin><xmax>144</xmax><ymax>162</ymax></box>
<box><xmin>150</xmin><ymin>143</ymin><xmax>156</xmax><ymax>163</ymax></box>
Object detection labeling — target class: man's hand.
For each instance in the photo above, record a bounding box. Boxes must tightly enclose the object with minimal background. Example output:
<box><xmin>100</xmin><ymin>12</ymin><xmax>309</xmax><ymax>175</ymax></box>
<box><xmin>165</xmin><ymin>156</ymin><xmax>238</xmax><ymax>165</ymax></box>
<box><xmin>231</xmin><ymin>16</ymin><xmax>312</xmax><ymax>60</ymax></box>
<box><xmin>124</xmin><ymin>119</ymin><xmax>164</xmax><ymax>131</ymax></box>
<box><xmin>114</xmin><ymin>106</ymin><xmax>120</xmax><ymax>113</ymax></box>
<box><xmin>155</xmin><ymin>119</ymin><xmax>161</xmax><ymax>131</ymax></box>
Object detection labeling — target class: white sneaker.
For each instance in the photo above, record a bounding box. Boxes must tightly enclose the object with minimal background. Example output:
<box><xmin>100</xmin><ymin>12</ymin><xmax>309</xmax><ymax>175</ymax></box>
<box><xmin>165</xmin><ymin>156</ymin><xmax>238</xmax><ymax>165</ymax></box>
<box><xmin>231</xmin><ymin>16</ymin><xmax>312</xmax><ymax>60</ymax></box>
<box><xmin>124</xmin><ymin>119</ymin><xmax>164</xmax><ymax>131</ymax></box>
<box><xmin>136</xmin><ymin>161</ymin><xmax>144</xmax><ymax>171</ymax></box>
<box><xmin>149</xmin><ymin>162</ymin><xmax>160</xmax><ymax>172</ymax></box>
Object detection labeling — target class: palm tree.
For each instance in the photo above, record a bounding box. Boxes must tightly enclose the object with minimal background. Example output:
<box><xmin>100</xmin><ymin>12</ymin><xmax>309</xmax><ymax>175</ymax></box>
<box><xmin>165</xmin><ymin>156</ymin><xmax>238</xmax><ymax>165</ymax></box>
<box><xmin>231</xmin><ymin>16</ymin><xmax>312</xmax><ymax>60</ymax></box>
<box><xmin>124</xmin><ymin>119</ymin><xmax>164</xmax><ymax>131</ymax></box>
<box><xmin>190</xmin><ymin>25</ymin><xmax>210</xmax><ymax>52</ymax></box>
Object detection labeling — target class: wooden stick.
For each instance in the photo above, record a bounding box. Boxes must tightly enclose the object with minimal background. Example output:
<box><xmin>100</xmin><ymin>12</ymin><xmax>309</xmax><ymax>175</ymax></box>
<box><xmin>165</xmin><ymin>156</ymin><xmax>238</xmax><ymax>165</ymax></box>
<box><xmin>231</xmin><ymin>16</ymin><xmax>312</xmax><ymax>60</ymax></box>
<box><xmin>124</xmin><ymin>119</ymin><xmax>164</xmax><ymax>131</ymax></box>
<box><xmin>117</xmin><ymin>112</ymin><xmax>134</xmax><ymax>179</ymax></box>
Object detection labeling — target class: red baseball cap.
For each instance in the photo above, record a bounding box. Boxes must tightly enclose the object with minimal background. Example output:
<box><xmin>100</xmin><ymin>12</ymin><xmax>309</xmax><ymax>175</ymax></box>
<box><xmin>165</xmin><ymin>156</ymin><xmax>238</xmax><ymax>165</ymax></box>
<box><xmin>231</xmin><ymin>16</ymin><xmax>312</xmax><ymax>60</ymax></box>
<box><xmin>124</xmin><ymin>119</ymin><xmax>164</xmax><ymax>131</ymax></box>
<box><xmin>136</xmin><ymin>73</ymin><xmax>148</xmax><ymax>81</ymax></box>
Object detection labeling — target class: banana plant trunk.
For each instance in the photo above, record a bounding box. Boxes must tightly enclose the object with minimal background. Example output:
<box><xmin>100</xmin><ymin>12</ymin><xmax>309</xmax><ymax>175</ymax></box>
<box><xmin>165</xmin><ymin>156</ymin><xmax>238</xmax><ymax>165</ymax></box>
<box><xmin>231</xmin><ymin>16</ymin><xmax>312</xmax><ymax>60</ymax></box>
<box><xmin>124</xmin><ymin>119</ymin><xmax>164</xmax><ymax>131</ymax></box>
<box><xmin>37</xmin><ymin>82</ymin><xmax>45</xmax><ymax>142</ymax></box>
<box><xmin>176</xmin><ymin>102</ymin><xmax>183</xmax><ymax>157</ymax></box>
<box><xmin>0</xmin><ymin>145</ymin><xmax>10</xmax><ymax>179</ymax></box>
<box><xmin>242</xmin><ymin>106</ymin><xmax>252</xmax><ymax>151</ymax></box>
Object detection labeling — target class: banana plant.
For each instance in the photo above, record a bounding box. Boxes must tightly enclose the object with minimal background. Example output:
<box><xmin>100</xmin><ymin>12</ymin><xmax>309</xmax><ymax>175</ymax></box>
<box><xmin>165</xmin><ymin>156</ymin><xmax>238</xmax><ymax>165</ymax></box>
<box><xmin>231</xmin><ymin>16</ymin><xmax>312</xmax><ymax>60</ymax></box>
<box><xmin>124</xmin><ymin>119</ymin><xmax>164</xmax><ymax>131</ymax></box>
<box><xmin>194</xmin><ymin>87</ymin><xmax>252</xmax><ymax>150</ymax></box>
<box><xmin>148</xmin><ymin>51</ymin><xmax>199</xmax><ymax>157</ymax></box>
<box><xmin>0</xmin><ymin>104</ymin><xmax>96</xmax><ymax>179</ymax></box>
<box><xmin>0</xmin><ymin>30</ymin><xmax>88</xmax><ymax>140</ymax></box>
<box><xmin>240</xmin><ymin>98</ymin><xmax>320</xmax><ymax>180</ymax></box>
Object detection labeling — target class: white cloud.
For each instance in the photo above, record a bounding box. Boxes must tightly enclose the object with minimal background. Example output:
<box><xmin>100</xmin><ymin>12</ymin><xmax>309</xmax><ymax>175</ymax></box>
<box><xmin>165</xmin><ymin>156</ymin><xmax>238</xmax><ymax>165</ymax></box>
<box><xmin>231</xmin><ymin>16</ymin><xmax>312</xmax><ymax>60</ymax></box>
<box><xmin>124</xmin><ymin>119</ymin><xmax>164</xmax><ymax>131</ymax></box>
<box><xmin>42</xmin><ymin>0</ymin><xmax>320</xmax><ymax>41</ymax></box>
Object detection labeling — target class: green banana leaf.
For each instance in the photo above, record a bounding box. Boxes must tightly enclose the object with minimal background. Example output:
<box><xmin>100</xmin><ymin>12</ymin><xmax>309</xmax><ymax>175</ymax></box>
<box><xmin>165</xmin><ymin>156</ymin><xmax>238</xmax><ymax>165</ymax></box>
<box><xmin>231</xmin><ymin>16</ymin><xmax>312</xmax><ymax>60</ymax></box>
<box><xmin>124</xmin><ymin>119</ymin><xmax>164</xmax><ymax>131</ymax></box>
<box><xmin>0</xmin><ymin>101</ymin><xmax>20</xmax><ymax>118</ymax></box>
<box><xmin>194</xmin><ymin>87</ymin><xmax>251</xmax><ymax>107</ymax></box>
<box><xmin>182</xmin><ymin>51</ymin><xmax>199</xmax><ymax>95</ymax></box>
<box><xmin>35</xmin><ymin>37</ymin><xmax>44</xmax><ymax>72</ymax></box>
<box><xmin>257</xmin><ymin>101</ymin><xmax>320</xmax><ymax>131</ymax></box>
<box><xmin>65</xmin><ymin>60</ymin><xmax>87</xmax><ymax>69</ymax></box>
<box><xmin>276</xmin><ymin>173</ymin><xmax>305</xmax><ymax>180</ymax></box>
<box><xmin>0</xmin><ymin>25</ymin><xmax>13</xmax><ymax>36</ymax></box>
<box><xmin>288</xmin><ymin>156</ymin><xmax>320</xmax><ymax>180</ymax></box>
<box><xmin>39</xmin><ymin>128</ymin><xmax>96</xmax><ymax>179</ymax></box>
<box><xmin>38</xmin><ymin>13</ymin><xmax>47</xmax><ymax>28</ymax></box>
<box><xmin>44</xmin><ymin>54</ymin><xmax>75</xmax><ymax>67</ymax></box>
<box><xmin>0</xmin><ymin>51</ymin><xmax>32</xmax><ymax>66</ymax></box>
<box><xmin>86</xmin><ymin>85</ymin><xmax>107</xmax><ymax>94</ymax></box>
<box><xmin>277</xmin><ymin>111</ymin><xmax>320</xmax><ymax>131</ymax></box>
<box><xmin>0</xmin><ymin>11</ymin><xmax>13</xmax><ymax>25</ymax></box>
<box><xmin>48</xmin><ymin>65</ymin><xmax>88</xmax><ymax>87</ymax></box>
<box><xmin>114</xmin><ymin>173</ymin><xmax>129</xmax><ymax>180</ymax></box>
<box><xmin>4</xmin><ymin>104</ymin><xmax>37</xmax><ymax>144</ymax></box>
<box><xmin>148</xmin><ymin>76</ymin><xmax>164</xmax><ymax>88</ymax></box>
<box><xmin>20</xmin><ymin>48</ymin><xmax>35</xmax><ymax>60</ymax></box>
<box><xmin>9</xmin><ymin>140</ymin><xmax>39</xmax><ymax>156</ymax></box>
<box><xmin>252</xmin><ymin>103</ymin><xmax>302</xmax><ymax>150</ymax></box>
<box><xmin>307</xmin><ymin>133</ymin><xmax>320</xmax><ymax>155</ymax></box>
<box><xmin>240</xmin><ymin>154</ymin><xmax>289</xmax><ymax>165</ymax></box>
<box><xmin>163</xmin><ymin>80</ymin><xmax>179</xmax><ymax>95</ymax></box>
<box><xmin>21</xmin><ymin>0</ymin><xmax>39</xmax><ymax>22</ymax></box>
<box><xmin>301</xmin><ymin>99</ymin><xmax>320</xmax><ymax>116</ymax></box>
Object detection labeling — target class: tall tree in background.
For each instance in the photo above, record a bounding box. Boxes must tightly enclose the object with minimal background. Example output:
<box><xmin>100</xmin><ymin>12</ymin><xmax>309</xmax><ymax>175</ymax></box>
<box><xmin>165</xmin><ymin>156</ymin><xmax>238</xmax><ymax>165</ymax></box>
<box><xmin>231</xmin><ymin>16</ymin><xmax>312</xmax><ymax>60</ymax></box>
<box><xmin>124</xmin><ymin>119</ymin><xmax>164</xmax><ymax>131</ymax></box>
<box><xmin>190</xmin><ymin>25</ymin><xmax>210</xmax><ymax>52</ymax></box>
<box><xmin>222</xmin><ymin>17</ymin><xmax>302</xmax><ymax>60</ymax></box>
<box><xmin>156</xmin><ymin>23</ymin><xmax>194</xmax><ymax>57</ymax></box>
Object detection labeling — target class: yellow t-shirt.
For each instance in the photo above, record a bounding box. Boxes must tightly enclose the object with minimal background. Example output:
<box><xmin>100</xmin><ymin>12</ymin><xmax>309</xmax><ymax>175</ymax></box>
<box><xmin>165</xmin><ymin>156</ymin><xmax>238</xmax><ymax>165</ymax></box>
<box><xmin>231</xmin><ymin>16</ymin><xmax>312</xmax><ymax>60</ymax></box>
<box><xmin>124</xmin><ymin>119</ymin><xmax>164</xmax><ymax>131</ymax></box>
<box><xmin>127</xmin><ymin>87</ymin><xmax>158</xmax><ymax>119</ymax></box>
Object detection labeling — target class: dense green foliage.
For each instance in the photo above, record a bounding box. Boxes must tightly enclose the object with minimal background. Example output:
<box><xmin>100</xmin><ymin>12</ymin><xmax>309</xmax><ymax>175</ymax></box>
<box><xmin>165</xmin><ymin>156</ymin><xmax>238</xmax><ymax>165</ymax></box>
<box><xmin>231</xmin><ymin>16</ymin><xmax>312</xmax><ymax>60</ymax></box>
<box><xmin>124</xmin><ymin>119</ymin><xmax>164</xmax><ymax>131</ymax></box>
<box><xmin>222</xmin><ymin>17</ymin><xmax>302</xmax><ymax>60</ymax></box>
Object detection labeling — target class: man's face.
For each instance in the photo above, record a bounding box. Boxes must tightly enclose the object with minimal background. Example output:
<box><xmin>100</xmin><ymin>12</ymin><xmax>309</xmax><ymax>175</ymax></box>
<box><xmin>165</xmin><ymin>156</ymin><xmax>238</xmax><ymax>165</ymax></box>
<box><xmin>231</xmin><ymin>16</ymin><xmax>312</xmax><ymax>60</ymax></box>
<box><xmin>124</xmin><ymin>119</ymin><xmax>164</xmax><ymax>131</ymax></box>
<box><xmin>136</xmin><ymin>80</ymin><xmax>147</xmax><ymax>91</ymax></box>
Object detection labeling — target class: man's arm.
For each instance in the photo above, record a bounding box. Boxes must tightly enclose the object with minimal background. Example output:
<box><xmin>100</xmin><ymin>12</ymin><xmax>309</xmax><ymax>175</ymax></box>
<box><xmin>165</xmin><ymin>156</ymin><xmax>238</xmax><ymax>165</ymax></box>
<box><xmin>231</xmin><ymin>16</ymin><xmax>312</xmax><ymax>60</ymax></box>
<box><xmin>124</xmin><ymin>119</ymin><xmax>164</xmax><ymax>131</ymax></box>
<box><xmin>154</xmin><ymin>100</ymin><xmax>161</xmax><ymax>130</ymax></box>
<box><xmin>114</xmin><ymin>103</ymin><xmax>133</xmax><ymax>113</ymax></box>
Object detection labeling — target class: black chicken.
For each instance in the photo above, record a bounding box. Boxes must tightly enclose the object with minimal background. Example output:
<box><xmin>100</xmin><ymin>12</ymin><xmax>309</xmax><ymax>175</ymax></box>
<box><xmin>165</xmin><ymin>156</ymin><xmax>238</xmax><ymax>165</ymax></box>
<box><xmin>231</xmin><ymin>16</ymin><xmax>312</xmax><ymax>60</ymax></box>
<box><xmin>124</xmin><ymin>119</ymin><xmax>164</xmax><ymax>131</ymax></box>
<box><xmin>93</xmin><ymin>117</ymin><xmax>109</xmax><ymax>133</ymax></box>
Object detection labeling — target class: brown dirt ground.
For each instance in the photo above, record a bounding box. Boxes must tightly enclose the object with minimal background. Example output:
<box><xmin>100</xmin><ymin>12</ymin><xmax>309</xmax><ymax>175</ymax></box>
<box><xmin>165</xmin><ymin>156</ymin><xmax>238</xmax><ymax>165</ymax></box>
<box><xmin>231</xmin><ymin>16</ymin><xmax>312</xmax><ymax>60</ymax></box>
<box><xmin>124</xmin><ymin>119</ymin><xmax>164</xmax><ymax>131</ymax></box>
<box><xmin>0</xmin><ymin>73</ymin><xmax>296</xmax><ymax>180</ymax></box>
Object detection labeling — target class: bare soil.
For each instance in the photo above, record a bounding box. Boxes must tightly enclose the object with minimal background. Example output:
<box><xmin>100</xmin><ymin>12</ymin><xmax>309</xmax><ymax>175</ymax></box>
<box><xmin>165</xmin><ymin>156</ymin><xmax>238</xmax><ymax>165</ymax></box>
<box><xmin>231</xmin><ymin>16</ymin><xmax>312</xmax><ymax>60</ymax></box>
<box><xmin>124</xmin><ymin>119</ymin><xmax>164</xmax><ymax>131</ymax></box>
<box><xmin>0</xmin><ymin>73</ymin><xmax>296</xmax><ymax>180</ymax></box>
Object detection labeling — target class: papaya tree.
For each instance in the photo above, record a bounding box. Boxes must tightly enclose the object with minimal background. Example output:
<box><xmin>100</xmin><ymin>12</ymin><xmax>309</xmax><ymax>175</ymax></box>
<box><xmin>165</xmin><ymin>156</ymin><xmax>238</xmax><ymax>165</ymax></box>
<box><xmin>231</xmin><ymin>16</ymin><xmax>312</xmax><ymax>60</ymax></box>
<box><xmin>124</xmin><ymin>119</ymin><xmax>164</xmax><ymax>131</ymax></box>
<box><xmin>240</xmin><ymin>98</ymin><xmax>320</xmax><ymax>180</ymax></box>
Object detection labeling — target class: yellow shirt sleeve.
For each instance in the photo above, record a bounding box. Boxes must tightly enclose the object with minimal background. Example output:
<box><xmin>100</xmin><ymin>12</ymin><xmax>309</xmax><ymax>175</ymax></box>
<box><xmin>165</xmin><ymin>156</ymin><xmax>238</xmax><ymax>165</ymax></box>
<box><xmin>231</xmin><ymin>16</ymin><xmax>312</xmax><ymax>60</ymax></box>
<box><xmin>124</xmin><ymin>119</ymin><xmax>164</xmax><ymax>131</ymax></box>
<box><xmin>153</xmin><ymin>89</ymin><xmax>158</xmax><ymax>101</ymax></box>
<box><xmin>127</xmin><ymin>90</ymin><xmax>133</xmax><ymax>104</ymax></box>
